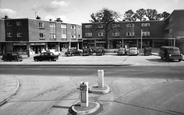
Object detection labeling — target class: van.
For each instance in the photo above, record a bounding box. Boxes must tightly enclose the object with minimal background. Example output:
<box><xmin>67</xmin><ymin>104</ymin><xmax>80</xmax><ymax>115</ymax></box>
<box><xmin>159</xmin><ymin>46</ymin><xmax>183</xmax><ymax>62</ymax></box>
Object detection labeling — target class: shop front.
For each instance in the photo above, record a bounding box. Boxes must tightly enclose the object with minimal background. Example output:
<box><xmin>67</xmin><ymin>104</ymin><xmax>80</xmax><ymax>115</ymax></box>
<box><xmin>30</xmin><ymin>43</ymin><xmax>46</xmax><ymax>54</ymax></box>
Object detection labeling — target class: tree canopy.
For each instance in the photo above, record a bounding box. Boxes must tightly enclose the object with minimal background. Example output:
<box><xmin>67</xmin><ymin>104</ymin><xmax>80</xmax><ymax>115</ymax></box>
<box><xmin>89</xmin><ymin>8</ymin><xmax>121</xmax><ymax>23</ymax></box>
<box><xmin>123</xmin><ymin>8</ymin><xmax>170</xmax><ymax>21</ymax></box>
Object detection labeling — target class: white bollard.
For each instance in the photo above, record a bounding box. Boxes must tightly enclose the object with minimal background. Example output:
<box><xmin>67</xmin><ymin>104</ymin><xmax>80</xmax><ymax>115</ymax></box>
<box><xmin>80</xmin><ymin>82</ymin><xmax>89</xmax><ymax>107</ymax></box>
<box><xmin>98</xmin><ymin>70</ymin><xmax>104</xmax><ymax>88</ymax></box>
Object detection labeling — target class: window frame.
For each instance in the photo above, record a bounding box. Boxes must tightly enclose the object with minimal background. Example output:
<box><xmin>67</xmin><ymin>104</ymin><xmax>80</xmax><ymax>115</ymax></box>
<box><xmin>17</xmin><ymin>33</ymin><xmax>22</xmax><ymax>37</ymax></box>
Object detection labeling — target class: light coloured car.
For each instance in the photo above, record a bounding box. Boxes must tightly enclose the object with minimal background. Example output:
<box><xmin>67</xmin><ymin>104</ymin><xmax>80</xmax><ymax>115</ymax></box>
<box><xmin>128</xmin><ymin>47</ymin><xmax>139</xmax><ymax>56</ymax></box>
<box><xmin>42</xmin><ymin>49</ymin><xmax>61</xmax><ymax>56</ymax></box>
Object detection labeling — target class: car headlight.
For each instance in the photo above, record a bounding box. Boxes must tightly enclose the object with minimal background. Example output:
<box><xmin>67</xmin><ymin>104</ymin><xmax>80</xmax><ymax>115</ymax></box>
<box><xmin>169</xmin><ymin>54</ymin><xmax>172</xmax><ymax>57</ymax></box>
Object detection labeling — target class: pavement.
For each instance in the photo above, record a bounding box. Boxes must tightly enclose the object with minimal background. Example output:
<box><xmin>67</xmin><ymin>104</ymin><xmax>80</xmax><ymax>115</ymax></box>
<box><xmin>0</xmin><ymin>52</ymin><xmax>184</xmax><ymax>114</ymax></box>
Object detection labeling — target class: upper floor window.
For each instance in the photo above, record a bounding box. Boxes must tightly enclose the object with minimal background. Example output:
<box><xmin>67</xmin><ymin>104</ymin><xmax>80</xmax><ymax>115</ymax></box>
<box><xmin>126</xmin><ymin>32</ymin><xmax>135</xmax><ymax>36</ymax></box>
<box><xmin>17</xmin><ymin>33</ymin><xmax>22</xmax><ymax>37</ymax></box>
<box><xmin>39</xmin><ymin>33</ymin><xmax>45</xmax><ymax>39</ymax></box>
<box><xmin>85</xmin><ymin>32</ymin><xmax>92</xmax><ymax>37</ymax></box>
<box><xmin>61</xmin><ymin>24</ymin><xmax>67</xmax><ymax>28</ymax></box>
<box><xmin>142</xmin><ymin>31</ymin><xmax>150</xmax><ymax>36</ymax></box>
<box><xmin>126</xmin><ymin>23</ymin><xmax>134</xmax><ymax>27</ymax></box>
<box><xmin>85</xmin><ymin>25</ymin><xmax>92</xmax><ymax>28</ymax></box>
<box><xmin>49</xmin><ymin>34</ymin><xmax>56</xmax><ymax>39</ymax></box>
<box><xmin>71</xmin><ymin>34</ymin><xmax>76</xmax><ymax>38</ymax></box>
<box><xmin>98</xmin><ymin>24</ymin><xmax>104</xmax><ymax>28</ymax></box>
<box><xmin>98</xmin><ymin>32</ymin><xmax>104</xmax><ymax>37</ymax></box>
<box><xmin>7</xmin><ymin>22</ymin><xmax>12</xmax><ymax>26</ymax></box>
<box><xmin>50</xmin><ymin>23</ymin><xmax>55</xmax><ymax>27</ymax></box>
<box><xmin>141</xmin><ymin>23</ymin><xmax>150</xmax><ymax>27</ymax></box>
<box><xmin>7</xmin><ymin>33</ymin><xmax>12</xmax><ymax>37</ymax></box>
<box><xmin>71</xmin><ymin>25</ymin><xmax>76</xmax><ymax>29</ymax></box>
<box><xmin>112</xmin><ymin>32</ymin><xmax>120</xmax><ymax>37</ymax></box>
<box><xmin>112</xmin><ymin>24</ymin><xmax>120</xmax><ymax>28</ymax></box>
<box><xmin>61</xmin><ymin>34</ymin><xmax>66</xmax><ymax>38</ymax></box>
<box><xmin>16</xmin><ymin>21</ymin><xmax>22</xmax><ymax>26</ymax></box>
<box><xmin>39</xmin><ymin>22</ymin><xmax>45</xmax><ymax>28</ymax></box>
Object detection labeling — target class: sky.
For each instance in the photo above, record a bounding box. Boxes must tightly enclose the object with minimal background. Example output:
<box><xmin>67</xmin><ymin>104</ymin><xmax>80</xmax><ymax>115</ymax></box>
<box><xmin>0</xmin><ymin>0</ymin><xmax>184</xmax><ymax>24</ymax></box>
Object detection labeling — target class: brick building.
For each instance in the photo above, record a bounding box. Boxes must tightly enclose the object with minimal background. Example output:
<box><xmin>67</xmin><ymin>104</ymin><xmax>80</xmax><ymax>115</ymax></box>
<box><xmin>0</xmin><ymin>18</ymin><xmax>82</xmax><ymax>56</ymax></box>
<box><xmin>82</xmin><ymin>9</ymin><xmax>184</xmax><ymax>53</ymax></box>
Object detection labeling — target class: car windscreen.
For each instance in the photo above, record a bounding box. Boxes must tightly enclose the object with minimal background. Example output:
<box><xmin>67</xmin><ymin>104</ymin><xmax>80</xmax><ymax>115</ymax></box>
<box><xmin>167</xmin><ymin>48</ymin><xmax>180</xmax><ymax>54</ymax></box>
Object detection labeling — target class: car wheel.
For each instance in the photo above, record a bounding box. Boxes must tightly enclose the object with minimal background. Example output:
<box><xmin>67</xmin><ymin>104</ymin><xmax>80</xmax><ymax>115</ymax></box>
<box><xmin>34</xmin><ymin>58</ymin><xmax>37</xmax><ymax>61</ymax></box>
<box><xmin>179</xmin><ymin>59</ymin><xmax>182</xmax><ymax>62</ymax></box>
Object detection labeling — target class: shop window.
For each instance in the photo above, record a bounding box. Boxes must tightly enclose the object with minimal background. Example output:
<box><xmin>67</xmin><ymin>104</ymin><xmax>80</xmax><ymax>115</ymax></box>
<box><xmin>17</xmin><ymin>33</ymin><xmax>22</xmax><ymax>37</ymax></box>
<box><xmin>7</xmin><ymin>32</ymin><xmax>12</xmax><ymax>37</ymax></box>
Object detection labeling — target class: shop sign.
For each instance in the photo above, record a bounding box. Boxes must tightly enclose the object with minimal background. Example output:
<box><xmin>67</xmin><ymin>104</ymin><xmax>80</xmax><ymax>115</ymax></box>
<box><xmin>30</xmin><ymin>43</ymin><xmax>46</xmax><ymax>45</ymax></box>
<box><xmin>13</xmin><ymin>43</ymin><xmax>27</xmax><ymax>46</ymax></box>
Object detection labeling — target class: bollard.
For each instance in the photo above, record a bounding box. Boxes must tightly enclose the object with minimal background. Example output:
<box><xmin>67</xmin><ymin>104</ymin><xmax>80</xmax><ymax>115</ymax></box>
<box><xmin>80</xmin><ymin>82</ymin><xmax>89</xmax><ymax>107</ymax></box>
<box><xmin>98</xmin><ymin>70</ymin><xmax>104</xmax><ymax>88</ymax></box>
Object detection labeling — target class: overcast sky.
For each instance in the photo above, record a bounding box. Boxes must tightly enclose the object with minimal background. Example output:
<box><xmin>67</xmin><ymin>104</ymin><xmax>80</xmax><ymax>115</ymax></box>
<box><xmin>0</xmin><ymin>0</ymin><xmax>184</xmax><ymax>24</ymax></box>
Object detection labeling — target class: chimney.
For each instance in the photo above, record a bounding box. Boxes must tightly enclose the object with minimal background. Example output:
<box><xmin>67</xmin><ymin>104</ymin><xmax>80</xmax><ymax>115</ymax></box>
<box><xmin>4</xmin><ymin>15</ymin><xmax>8</xmax><ymax>19</ymax></box>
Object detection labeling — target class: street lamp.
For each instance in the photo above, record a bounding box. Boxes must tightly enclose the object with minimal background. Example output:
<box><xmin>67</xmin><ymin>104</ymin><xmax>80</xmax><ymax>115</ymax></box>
<box><xmin>141</xmin><ymin>29</ymin><xmax>143</xmax><ymax>53</ymax></box>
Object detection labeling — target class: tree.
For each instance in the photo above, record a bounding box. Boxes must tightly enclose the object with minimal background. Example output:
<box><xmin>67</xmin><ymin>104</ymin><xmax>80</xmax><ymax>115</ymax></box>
<box><xmin>145</xmin><ymin>9</ymin><xmax>158</xmax><ymax>20</ymax></box>
<box><xmin>162</xmin><ymin>11</ymin><xmax>170</xmax><ymax>19</ymax></box>
<box><xmin>123</xmin><ymin>9</ymin><xmax>137</xmax><ymax>21</ymax></box>
<box><xmin>55</xmin><ymin>18</ymin><xmax>63</xmax><ymax>22</ymax></box>
<box><xmin>135</xmin><ymin>8</ymin><xmax>146</xmax><ymax>21</ymax></box>
<box><xmin>89</xmin><ymin>8</ymin><xmax>121</xmax><ymax>48</ymax></box>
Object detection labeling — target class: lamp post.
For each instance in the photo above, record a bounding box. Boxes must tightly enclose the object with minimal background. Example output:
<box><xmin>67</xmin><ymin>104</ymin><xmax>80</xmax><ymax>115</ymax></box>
<box><xmin>141</xmin><ymin>29</ymin><xmax>143</xmax><ymax>53</ymax></box>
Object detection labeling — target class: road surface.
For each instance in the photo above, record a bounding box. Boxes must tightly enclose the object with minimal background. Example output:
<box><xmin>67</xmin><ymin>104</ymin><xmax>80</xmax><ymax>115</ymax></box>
<box><xmin>0</xmin><ymin>65</ymin><xmax>184</xmax><ymax>115</ymax></box>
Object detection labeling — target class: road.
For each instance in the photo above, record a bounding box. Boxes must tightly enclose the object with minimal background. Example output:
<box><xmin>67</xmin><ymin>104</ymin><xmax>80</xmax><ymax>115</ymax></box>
<box><xmin>0</xmin><ymin>65</ymin><xmax>184</xmax><ymax>115</ymax></box>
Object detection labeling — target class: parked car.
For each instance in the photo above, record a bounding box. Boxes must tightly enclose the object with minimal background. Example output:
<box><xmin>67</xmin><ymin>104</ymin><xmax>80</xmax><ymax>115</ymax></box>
<box><xmin>144</xmin><ymin>47</ymin><xmax>152</xmax><ymax>56</ymax></box>
<box><xmin>65</xmin><ymin>48</ymin><xmax>82</xmax><ymax>56</ymax></box>
<box><xmin>159</xmin><ymin>46</ymin><xmax>183</xmax><ymax>62</ymax></box>
<box><xmin>127</xmin><ymin>47</ymin><xmax>139</xmax><ymax>56</ymax></box>
<box><xmin>33</xmin><ymin>52</ymin><xmax>59</xmax><ymax>61</ymax></box>
<box><xmin>82</xmin><ymin>48</ymin><xmax>90</xmax><ymax>56</ymax></box>
<box><xmin>117</xmin><ymin>47</ymin><xmax>126</xmax><ymax>56</ymax></box>
<box><xmin>1</xmin><ymin>53</ymin><xmax>23</xmax><ymax>61</ymax></box>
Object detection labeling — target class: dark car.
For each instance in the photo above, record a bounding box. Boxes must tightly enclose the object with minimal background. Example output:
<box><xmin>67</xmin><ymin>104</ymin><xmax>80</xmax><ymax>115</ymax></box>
<box><xmin>65</xmin><ymin>48</ymin><xmax>82</xmax><ymax>56</ymax></box>
<box><xmin>2</xmin><ymin>53</ymin><xmax>23</xmax><ymax>61</ymax></box>
<box><xmin>117</xmin><ymin>47</ymin><xmax>126</xmax><ymax>56</ymax></box>
<box><xmin>159</xmin><ymin>46</ymin><xmax>183</xmax><ymax>62</ymax></box>
<box><xmin>33</xmin><ymin>52</ymin><xmax>59</xmax><ymax>61</ymax></box>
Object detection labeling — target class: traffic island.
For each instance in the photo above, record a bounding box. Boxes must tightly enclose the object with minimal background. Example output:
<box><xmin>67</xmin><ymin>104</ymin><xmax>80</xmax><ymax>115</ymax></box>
<box><xmin>69</xmin><ymin>102</ymin><xmax>100</xmax><ymax>115</ymax></box>
<box><xmin>89</xmin><ymin>85</ymin><xmax>110</xmax><ymax>94</ymax></box>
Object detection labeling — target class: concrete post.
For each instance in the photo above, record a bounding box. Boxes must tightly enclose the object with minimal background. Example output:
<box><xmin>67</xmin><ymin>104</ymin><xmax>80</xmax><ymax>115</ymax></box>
<box><xmin>98</xmin><ymin>70</ymin><xmax>104</xmax><ymax>88</ymax></box>
<box><xmin>80</xmin><ymin>82</ymin><xmax>89</xmax><ymax>107</ymax></box>
<box><xmin>26</xmin><ymin>42</ymin><xmax>30</xmax><ymax>57</ymax></box>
